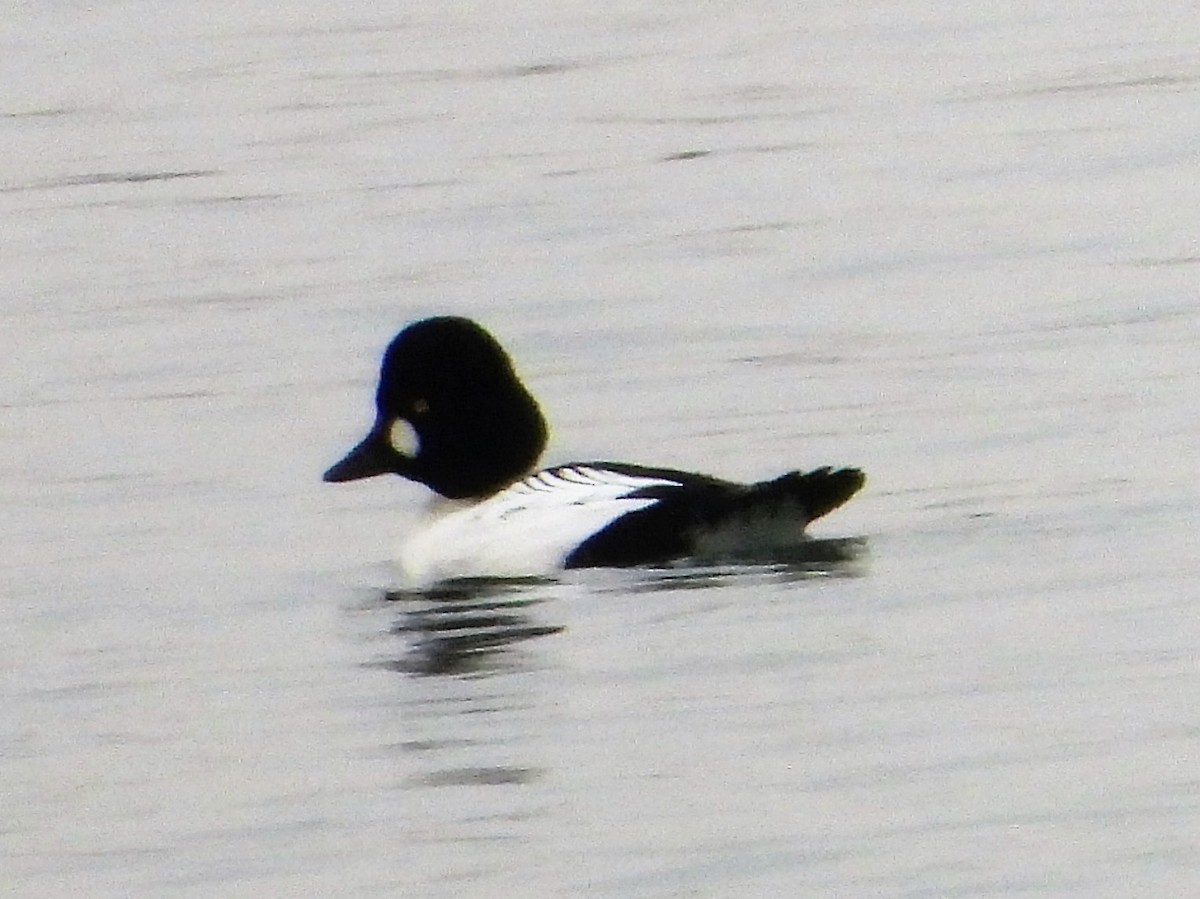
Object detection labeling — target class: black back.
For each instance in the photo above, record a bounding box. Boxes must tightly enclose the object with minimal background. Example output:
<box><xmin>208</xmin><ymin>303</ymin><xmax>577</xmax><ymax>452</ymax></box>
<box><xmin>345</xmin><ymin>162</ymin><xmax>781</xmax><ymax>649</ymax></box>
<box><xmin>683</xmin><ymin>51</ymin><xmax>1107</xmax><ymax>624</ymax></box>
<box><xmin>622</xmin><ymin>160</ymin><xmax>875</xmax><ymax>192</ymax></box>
<box><xmin>563</xmin><ymin>463</ymin><xmax>864</xmax><ymax>568</ymax></box>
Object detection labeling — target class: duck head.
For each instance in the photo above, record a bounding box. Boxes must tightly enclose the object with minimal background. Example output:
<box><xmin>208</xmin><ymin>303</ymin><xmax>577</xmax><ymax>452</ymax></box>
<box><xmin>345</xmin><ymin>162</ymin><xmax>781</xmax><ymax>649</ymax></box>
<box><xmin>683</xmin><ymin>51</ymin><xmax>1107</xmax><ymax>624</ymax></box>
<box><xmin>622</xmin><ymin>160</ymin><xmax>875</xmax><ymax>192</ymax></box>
<box><xmin>323</xmin><ymin>317</ymin><xmax>549</xmax><ymax>499</ymax></box>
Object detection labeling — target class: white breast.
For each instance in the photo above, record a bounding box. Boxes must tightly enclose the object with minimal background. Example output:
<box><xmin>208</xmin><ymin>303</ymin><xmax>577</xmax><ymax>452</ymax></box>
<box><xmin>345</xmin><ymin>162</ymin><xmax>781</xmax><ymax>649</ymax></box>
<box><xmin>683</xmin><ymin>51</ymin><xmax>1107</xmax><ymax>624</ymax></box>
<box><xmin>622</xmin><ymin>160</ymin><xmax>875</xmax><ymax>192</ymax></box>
<box><xmin>397</xmin><ymin>466</ymin><xmax>679</xmax><ymax>586</ymax></box>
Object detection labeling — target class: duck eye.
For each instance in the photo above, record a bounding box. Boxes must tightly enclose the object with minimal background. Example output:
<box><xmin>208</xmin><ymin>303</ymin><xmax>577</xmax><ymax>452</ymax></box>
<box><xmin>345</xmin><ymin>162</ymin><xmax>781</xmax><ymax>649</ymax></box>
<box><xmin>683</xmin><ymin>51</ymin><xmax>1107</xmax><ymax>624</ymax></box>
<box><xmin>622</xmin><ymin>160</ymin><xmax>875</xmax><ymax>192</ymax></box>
<box><xmin>388</xmin><ymin>418</ymin><xmax>420</xmax><ymax>458</ymax></box>
<box><xmin>411</xmin><ymin>397</ymin><xmax>430</xmax><ymax>416</ymax></box>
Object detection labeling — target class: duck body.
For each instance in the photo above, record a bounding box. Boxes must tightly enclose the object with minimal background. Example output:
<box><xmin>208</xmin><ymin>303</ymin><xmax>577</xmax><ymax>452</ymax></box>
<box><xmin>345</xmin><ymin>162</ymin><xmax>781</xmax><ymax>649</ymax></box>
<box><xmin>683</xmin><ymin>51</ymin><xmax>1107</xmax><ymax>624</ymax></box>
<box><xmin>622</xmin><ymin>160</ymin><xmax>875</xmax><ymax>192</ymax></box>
<box><xmin>324</xmin><ymin>317</ymin><xmax>864</xmax><ymax>587</ymax></box>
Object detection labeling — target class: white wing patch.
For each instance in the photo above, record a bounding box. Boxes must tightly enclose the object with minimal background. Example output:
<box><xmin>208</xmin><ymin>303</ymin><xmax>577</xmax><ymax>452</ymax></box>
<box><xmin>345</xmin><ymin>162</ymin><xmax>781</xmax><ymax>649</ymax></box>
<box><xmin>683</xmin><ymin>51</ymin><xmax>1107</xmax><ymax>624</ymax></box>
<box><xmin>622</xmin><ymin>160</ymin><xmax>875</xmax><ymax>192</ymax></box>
<box><xmin>398</xmin><ymin>466</ymin><xmax>679</xmax><ymax>586</ymax></box>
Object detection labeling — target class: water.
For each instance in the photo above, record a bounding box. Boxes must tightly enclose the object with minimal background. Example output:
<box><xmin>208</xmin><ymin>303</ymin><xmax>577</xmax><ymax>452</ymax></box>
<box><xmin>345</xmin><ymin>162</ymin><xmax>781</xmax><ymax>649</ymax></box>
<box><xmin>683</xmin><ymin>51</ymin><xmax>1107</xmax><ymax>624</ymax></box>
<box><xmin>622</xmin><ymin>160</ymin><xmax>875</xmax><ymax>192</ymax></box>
<box><xmin>4</xmin><ymin>2</ymin><xmax>1199</xmax><ymax>896</ymax></box>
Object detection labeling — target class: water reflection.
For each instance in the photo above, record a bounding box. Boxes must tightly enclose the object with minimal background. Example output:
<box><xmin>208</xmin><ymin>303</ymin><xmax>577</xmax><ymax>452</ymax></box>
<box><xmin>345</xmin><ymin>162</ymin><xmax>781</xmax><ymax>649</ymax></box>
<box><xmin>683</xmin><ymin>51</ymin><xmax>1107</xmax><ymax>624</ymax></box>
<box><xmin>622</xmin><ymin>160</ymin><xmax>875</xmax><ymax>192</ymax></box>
<box><xmin>373</xmin><ymin>538</ymin><xmax>866</xmax><ymax>676</ymax></box>
<box><xmin>410</xmin><ymin>765</ymin><xmax>540</xmax><ymax>788</ymax></box>
<box><xmin>603</xmin><ymin>536</ymin><xmax>870</xmax><ymax>594</ymax></box>
<box><xmin>377</xmin><ymin>579</ymin><xmax>564</xmax><ymax>677</ymax></box>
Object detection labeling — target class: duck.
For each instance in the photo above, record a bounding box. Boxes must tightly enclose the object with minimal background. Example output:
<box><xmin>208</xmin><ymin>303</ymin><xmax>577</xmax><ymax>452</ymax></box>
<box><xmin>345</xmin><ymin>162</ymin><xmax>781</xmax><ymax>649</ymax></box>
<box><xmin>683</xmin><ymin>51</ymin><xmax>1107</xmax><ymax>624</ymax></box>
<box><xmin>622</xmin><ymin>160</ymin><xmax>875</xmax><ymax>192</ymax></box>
<box><xmin>324</xmin><ymin>316</ymin><xmax>864</xmax><ymax>586</ymax></box>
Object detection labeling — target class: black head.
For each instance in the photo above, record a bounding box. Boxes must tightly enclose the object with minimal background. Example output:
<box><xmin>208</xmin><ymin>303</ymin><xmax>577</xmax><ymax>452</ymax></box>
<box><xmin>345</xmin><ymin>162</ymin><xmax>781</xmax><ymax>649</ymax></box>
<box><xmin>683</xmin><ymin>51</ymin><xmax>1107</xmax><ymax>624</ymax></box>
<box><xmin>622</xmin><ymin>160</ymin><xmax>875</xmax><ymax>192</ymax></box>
<box><xmin>323</xmin><ymin>317</ymin><xmax>548</xmax><ymax>498</ymax></box>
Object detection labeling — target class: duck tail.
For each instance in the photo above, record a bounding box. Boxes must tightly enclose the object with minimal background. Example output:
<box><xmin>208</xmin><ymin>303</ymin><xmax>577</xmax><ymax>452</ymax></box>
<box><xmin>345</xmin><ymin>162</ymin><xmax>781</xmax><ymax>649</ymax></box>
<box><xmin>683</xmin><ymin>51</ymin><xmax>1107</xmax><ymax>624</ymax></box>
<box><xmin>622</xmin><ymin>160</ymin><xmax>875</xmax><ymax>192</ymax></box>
<box><xmin>753</xmin><ymin>467</ymin><xmax>865</xmax><ymax>522</ymax></box>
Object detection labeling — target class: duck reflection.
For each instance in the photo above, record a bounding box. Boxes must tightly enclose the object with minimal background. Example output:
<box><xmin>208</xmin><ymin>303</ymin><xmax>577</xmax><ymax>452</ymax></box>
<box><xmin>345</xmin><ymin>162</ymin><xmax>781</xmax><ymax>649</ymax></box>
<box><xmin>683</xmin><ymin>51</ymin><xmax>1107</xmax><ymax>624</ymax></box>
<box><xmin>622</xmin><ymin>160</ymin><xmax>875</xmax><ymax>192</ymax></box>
<box><xmin>628</xmin><ymin>536</ymin><xmax>869</xmax><ymax>591</ymax></box>
<box><xmin>374</xmin><ymin>536</ymin><xmax>866</xmax><ymax>676</ymax></box>
<box><xmin>379</xmin><ymin>578</ymin><xmax>564</xmax><ymax>677</ymax></box>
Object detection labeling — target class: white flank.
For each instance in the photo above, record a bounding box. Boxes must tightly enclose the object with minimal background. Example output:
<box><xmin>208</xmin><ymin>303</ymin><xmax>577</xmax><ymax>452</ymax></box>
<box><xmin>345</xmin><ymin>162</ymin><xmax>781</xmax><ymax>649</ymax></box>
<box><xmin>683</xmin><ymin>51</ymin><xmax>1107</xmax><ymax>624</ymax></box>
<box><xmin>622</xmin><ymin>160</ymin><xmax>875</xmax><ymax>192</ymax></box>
<box><xmin>397</xmin><ymin>466</ymin><xmax>678</xmax><ymax>586</ymax></box>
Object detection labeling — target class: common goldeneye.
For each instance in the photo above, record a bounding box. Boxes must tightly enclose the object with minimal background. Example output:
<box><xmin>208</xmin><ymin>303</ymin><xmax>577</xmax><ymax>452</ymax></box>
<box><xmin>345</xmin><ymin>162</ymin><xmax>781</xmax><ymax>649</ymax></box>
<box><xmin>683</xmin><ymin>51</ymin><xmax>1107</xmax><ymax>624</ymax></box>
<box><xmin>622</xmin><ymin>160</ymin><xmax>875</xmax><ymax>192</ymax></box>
<box><xmin>324</xmin><ymin>316</ymin><xmax>864</xmax><ymax>586</ymax></box>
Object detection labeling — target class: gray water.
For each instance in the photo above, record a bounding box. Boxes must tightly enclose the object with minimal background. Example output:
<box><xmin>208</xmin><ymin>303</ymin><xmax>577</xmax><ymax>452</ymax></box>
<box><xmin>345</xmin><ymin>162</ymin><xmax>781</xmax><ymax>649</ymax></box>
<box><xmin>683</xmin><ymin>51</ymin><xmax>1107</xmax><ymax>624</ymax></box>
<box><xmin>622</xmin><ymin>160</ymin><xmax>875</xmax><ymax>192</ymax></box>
<box><xmin>4</xmin><ymin>2</ymin><xmax>1199</xmax><ymax>896</ymax></box>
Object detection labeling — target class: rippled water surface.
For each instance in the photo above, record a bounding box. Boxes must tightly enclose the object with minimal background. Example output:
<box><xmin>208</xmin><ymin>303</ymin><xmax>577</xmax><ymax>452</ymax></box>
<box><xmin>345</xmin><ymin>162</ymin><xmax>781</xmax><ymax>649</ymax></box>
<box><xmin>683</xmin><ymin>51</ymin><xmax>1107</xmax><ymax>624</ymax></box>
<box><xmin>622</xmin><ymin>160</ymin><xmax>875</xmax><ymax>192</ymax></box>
<box><xmin>4</xmin><ymin>2</ymin><xmax>1199</xmax><ymax>896</ymax></box>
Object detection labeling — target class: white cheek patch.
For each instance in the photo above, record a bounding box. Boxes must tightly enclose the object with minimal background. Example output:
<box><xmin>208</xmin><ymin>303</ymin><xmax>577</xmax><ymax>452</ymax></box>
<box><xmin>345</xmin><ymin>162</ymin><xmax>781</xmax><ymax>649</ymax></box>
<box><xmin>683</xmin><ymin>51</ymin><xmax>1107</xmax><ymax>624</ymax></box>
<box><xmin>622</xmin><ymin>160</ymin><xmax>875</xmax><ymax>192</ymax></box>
<box><xmin>388</xmin><ymin>418</ymin><xmax>420</xmax><ymax>458</ymax></box>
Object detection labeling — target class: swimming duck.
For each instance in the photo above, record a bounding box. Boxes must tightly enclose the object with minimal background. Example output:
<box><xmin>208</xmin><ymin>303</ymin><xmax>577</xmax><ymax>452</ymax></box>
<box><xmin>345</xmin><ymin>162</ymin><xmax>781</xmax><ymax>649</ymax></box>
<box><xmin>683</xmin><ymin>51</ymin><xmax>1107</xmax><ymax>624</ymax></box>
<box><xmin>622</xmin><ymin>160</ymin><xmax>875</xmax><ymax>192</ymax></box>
<box><xmin>324</xmin><ymin>316</ymin><xmax>864</xmax><ymax>585</ymax></box>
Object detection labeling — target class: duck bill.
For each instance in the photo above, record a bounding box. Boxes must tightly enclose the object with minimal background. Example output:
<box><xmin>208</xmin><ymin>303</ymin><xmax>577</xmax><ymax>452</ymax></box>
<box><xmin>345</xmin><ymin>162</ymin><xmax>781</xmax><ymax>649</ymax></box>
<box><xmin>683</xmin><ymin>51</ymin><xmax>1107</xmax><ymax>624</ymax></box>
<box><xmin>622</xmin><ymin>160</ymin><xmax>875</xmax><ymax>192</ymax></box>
<box><xmin>323</xmin><ymin>431</ymin><xmax>393</xmax><ymax>482</ymax></box>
